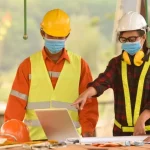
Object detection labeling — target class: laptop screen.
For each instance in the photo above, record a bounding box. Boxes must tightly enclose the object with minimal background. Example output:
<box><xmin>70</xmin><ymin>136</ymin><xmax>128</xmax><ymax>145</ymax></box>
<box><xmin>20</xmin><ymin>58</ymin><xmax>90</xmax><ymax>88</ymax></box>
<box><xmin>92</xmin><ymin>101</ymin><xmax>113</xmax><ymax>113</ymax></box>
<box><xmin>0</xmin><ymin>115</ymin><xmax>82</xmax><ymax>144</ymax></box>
<box><xmin>35</xmin><ymin>108</ymin><xmax>80</xmax><ymax>142</ymax></box>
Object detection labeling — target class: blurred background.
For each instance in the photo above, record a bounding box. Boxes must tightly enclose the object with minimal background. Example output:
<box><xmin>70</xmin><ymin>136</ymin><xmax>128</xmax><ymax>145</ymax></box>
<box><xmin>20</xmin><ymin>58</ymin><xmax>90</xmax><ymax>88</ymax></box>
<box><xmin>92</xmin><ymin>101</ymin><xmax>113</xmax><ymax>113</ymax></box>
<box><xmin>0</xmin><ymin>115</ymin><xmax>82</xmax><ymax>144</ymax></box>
<box><xmin>1</xmin><ymin>0</ymin><xmax>148</xmax><ymax>137</ymax></box>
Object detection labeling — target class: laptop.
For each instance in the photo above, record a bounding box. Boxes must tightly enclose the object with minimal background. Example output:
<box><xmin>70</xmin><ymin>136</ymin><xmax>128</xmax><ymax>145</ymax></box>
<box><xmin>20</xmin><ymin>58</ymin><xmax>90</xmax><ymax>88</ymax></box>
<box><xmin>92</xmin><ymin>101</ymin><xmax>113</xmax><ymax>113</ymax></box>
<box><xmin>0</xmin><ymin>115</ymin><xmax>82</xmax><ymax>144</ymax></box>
<box><xmin>35</xmin><ymin>108</ymin><xmax>80</xmax><ymax>142</ymax></box>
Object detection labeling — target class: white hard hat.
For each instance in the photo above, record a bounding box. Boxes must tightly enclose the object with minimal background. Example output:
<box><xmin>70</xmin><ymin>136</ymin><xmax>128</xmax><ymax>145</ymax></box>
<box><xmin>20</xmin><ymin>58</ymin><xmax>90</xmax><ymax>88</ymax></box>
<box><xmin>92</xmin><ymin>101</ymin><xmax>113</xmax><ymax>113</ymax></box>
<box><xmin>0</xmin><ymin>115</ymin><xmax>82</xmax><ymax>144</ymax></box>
<box><xmin>117</xmin><ymin>11</ymin><xmax>147</xmax><ymax>32</ymax></box>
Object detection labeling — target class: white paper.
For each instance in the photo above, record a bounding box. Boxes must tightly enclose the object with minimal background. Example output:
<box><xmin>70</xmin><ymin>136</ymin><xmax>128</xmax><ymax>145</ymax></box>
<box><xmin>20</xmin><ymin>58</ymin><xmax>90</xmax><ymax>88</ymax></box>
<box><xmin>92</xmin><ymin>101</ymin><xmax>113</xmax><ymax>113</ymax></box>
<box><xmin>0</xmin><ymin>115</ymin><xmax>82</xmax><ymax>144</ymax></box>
<box><xmin>79</xmin><ymin>136</ymin><xmax>148</xmax><ymax>144</ymax></box>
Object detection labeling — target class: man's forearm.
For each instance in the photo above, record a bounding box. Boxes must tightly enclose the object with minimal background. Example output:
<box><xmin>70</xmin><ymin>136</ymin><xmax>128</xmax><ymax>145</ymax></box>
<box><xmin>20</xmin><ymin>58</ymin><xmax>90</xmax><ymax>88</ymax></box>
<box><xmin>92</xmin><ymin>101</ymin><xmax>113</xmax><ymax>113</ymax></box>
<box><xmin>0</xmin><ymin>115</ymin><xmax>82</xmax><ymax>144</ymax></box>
<box><xmin>86</xmin><ymin>87</ymin><xmax>97</xmax><ymax>98</ymax></box>
<box><xmin>139</xmin><ymin>109</ymin><xmax>150</xmax><ymax>123</ymax></box>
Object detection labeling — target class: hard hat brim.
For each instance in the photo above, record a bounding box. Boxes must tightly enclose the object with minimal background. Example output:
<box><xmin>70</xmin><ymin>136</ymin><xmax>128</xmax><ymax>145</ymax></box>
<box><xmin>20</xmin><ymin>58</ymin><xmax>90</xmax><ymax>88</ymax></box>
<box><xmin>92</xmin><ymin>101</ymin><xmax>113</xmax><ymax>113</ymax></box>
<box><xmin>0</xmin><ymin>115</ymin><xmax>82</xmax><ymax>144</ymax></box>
<box><xmin>43</xmin><ymin>28</ymin><xmax>71</xmax><ymax>37</ymax></box>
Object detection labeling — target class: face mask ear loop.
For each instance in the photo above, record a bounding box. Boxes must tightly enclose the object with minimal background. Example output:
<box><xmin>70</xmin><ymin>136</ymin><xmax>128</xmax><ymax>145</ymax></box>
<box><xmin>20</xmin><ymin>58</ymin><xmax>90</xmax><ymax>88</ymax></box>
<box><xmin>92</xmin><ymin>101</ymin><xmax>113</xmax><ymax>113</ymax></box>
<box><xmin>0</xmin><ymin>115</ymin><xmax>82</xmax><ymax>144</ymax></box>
<box><xmin>138</xmin><ymin>39</ymin><xmax>142</xmax><ymax>50</ymax></box>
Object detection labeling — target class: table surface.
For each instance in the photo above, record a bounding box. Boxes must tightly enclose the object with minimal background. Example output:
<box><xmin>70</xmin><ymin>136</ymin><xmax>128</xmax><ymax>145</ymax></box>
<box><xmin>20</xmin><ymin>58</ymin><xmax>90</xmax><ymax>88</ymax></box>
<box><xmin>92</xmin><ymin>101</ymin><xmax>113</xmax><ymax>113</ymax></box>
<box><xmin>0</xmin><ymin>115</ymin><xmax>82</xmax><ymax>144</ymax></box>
<box><xmin>0</xmin><ymin>144</ymin><xmax>150</xmax><ymax>150</ymax></box>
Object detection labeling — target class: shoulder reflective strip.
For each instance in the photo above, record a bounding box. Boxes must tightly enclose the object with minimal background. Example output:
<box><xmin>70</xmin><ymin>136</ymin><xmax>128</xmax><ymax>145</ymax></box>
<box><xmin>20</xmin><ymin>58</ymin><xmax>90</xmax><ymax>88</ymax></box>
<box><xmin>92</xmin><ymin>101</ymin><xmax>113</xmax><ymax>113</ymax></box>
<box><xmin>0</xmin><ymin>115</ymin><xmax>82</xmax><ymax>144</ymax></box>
<box><xmin>24</xmin><ymin>119</ymin><xmax>41</xmax><ymax>126</ymax></box>
<box><xmin>51</xmin><ymin>101</ymin><xmax>77</xmax><ymax>112</ymax></box>
<box><xmin>10</xmin><ymin>90</ymin><xmax>28</xmax><ymax>101</ymax></box>
<box><xmin>48</xmin><ymin>71</ymin><xmax>60</xmax><ymax>78</ymax></box>
<box><xmin>73</xmin><ymin>121</ymin><xmax>80</xmax><ymax>128</ymax></box>
<box><xmin>122</xmin><ymin>61</ymin><xmax>132</xmax><ymax>126</ymax></box>
<box><xmin>26</xmin><ymin>102</ymin><xmax>50</xmax><ymax>109</ymax></box>
<box><xmin>29</xmin><ymin>71</ymin><xmax>60</xmax><ymax>80</ymax></box>
<box><xmin>134</xmin><ymin>60</ymin><xmax>150</xmax><ymax>125</ymax></box>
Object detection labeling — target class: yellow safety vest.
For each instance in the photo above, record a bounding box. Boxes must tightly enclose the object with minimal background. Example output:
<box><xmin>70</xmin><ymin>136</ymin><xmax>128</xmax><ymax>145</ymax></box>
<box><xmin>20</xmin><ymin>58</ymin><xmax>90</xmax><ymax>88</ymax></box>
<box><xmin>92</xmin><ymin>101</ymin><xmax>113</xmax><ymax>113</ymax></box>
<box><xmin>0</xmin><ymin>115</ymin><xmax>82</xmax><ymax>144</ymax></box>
<box><xmin>115</xmin><ymin>60</ymin><xmax>150</xmax><ymax>132</ymax></box>
<box><xmin>24</xmin><ymin>50</ymin><xmax>81</xmax><ymax>140</ymax></box>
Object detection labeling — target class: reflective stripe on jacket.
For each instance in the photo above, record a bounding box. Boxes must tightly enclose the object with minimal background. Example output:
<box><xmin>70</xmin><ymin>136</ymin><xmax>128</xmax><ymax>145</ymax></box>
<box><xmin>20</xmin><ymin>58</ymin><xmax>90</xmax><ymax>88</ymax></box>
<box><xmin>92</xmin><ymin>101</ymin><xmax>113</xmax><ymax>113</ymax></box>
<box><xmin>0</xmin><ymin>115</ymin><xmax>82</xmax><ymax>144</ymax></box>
<box><xmin>115</xmin><ymin>60</ymin><xmax>150</xmax><ymax>132</ymax></box>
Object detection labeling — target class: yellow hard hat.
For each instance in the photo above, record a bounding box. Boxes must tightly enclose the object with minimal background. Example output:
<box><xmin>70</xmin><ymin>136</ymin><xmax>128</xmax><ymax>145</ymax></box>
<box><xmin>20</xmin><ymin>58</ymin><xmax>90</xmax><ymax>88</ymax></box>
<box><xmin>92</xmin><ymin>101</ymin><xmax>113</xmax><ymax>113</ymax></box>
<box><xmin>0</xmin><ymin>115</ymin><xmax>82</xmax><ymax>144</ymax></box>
<box><xmin>41</xmin><ymin>9</ymin><xmax>71</xmax><ymax>37</ymax></box>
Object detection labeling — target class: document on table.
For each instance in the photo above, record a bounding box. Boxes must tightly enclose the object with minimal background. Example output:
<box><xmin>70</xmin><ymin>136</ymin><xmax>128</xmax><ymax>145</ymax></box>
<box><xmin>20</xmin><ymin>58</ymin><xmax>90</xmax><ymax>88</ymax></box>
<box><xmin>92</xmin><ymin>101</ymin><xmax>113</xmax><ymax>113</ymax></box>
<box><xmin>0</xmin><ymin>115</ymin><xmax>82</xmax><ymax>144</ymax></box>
<box><xmin>78</xmin><ymin>136</ymin><xmax>148</xmax><ymax>144</ymax></box>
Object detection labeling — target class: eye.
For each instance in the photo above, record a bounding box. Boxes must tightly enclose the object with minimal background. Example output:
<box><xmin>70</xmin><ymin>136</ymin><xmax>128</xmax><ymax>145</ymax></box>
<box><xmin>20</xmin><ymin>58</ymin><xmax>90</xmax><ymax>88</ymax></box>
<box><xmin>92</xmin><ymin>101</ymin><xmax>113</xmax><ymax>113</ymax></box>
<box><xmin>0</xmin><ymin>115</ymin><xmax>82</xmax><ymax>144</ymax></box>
<box><xmin>119</xmin><ymin>37</ymin><xmax>126</xmax><ymax>43</ymax></box>
<box><xmin>128</xmin><ymin>37</ymin><xmax>137</xmax><ymax>42</ymax></box>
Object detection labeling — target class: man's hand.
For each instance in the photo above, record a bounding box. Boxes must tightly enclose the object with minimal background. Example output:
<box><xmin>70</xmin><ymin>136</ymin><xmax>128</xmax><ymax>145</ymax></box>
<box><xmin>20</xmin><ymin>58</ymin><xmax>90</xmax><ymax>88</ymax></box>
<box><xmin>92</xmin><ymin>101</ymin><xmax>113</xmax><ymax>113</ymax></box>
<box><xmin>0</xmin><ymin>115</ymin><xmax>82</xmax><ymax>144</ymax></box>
<box><xmin>72</xmin><ymin>87</ymin><xmax>97</xmax><ymax>110</ymax></box>
<box><xmin>72</xmin><ymin>93</ymin><xmax>87</xmax><ymax>110</ymax></box>
<box><xmin>133</xmin><ymin>109</ymin><xmax>150</xmax><ymax>136</ymax></box>
<box><xmin>133</xmin><ymin>117</ymin><xmax>146</xmax><ymax>136</ymax></box>
<box><xmin>144</xmin><ymin>137</ymin><xmax>150</xmax><ymax>142</ymax></box>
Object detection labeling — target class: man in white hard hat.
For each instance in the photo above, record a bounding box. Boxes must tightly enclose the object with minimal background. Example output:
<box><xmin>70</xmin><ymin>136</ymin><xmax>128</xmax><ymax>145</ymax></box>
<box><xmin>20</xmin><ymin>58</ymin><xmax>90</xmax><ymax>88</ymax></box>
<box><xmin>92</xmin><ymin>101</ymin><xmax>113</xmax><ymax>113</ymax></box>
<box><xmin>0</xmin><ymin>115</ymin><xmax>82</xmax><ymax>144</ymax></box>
<box><xmin>73</xmin><ymin>11</ymin><xmax>150</xmax><ymax>136</ymax></box>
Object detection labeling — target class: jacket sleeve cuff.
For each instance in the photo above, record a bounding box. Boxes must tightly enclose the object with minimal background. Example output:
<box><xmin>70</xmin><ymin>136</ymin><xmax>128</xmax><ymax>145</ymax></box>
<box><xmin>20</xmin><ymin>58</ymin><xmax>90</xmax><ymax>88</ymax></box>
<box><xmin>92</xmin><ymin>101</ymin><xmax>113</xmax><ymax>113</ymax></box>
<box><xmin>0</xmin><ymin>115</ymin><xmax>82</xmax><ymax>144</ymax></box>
<box><xmin>82</xmin><ymin>132</ymin><xmax>95</xmax><ymax>137</ymax></box>
<box><xmin>81</xmin><ymin>128</ymin><xmax>95</xmax><ymax>137</ymax></box>
<box><xmin>87</xmin><ymin>83</ymin><xmax>103</xmax><ymax>97</ymax></box>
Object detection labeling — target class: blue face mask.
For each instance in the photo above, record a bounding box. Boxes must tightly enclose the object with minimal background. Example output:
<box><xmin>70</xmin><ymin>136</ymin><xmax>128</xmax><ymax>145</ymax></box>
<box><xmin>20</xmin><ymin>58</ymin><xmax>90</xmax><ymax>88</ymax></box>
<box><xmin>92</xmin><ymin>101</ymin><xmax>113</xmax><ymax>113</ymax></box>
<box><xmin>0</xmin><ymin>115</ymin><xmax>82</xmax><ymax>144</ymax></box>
<box><xmin>121</xmin><ymin>41</ymin><xmax>141</xmax><ymax>55</ymax></box>
<box><xmin>44</xmin><ymin>38</ymin><xmax>65</xmax><ymax>54</ymax></box>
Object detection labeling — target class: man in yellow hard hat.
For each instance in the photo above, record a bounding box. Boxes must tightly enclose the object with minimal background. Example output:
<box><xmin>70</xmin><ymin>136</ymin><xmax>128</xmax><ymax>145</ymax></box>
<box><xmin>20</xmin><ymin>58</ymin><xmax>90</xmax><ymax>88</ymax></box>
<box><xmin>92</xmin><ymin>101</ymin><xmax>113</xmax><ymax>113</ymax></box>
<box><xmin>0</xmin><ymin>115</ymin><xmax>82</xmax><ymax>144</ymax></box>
<box><xmin>4</xmin><ymin>9</ymin><xmax>98</xmax><ymax>140</ymax></box>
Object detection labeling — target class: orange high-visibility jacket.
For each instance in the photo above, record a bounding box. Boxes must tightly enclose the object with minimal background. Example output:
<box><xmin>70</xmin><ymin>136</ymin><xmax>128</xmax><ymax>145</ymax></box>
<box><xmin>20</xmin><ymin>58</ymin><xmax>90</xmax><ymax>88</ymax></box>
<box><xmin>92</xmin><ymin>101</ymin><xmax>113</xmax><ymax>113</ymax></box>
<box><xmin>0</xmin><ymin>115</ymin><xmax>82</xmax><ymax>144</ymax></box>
<box><xmin>4</xmin><ymin>48</ymin><xmax>99</xmax><ymax>136</ymax></box>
